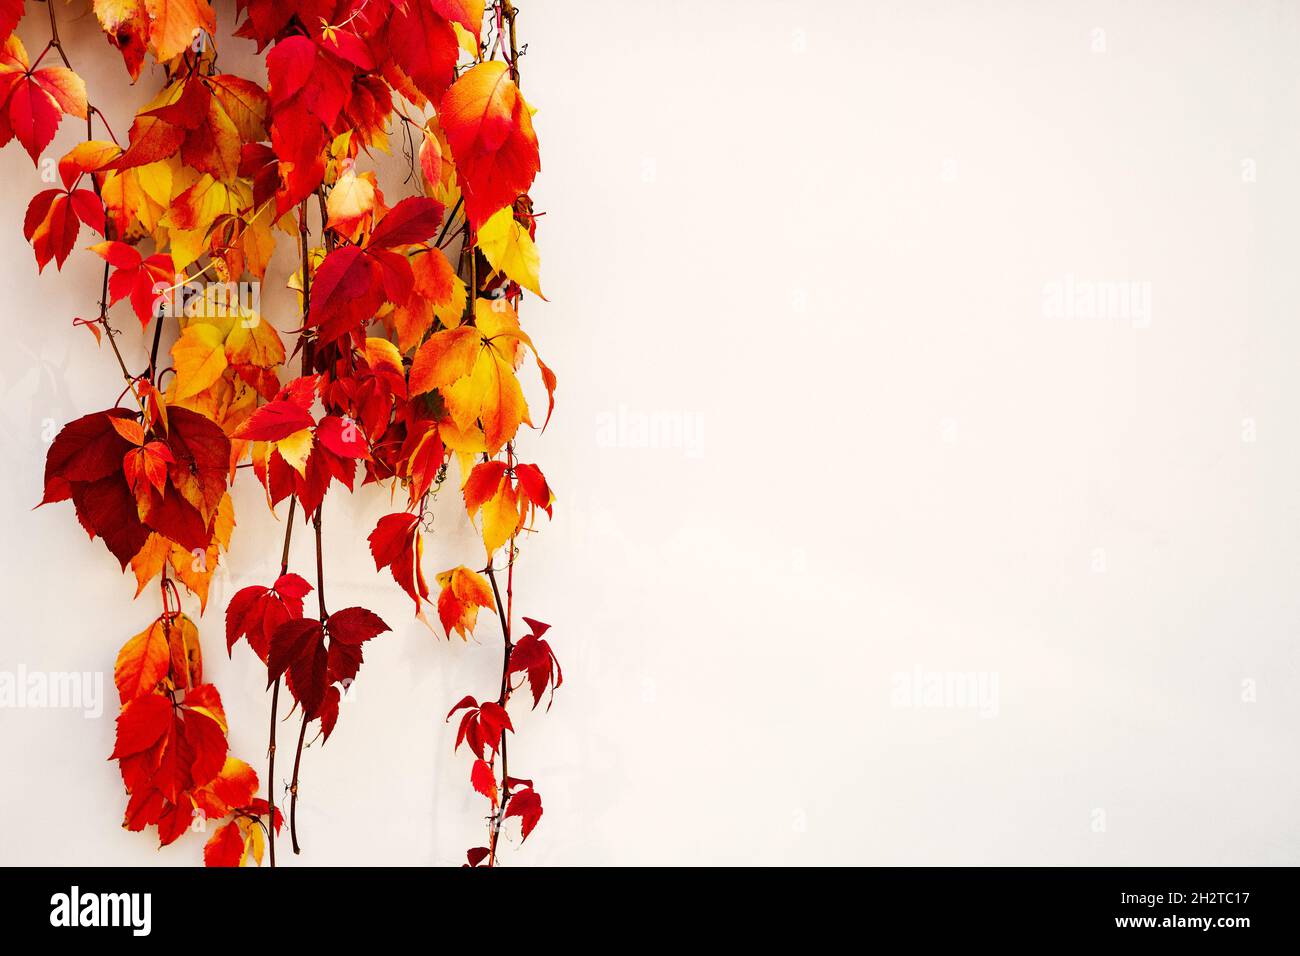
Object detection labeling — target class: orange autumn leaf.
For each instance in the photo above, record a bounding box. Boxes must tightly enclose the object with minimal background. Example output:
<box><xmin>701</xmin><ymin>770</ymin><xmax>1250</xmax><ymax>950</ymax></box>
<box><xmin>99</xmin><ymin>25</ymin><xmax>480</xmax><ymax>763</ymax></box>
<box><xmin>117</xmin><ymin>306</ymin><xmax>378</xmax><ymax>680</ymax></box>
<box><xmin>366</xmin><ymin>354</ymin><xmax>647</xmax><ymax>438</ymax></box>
<box><xmin>114</xmin><ymin>618</ymin><xmax>172</xmax><ymax>702</ymax></box>
<box><xmin>92</xmin><ymin>0</ymin><xmax>150</xmax><ymax>81</ymax></box>
<box><xmin>165</xmin><ymin>613</ymin><xmax>204</xmax><ymax>691</ymax></box>
<box><xmin>144</xmin><ymin>0</ymin><xmax>216</xmax><ymax>63</ymax></box>
<box><xmin>408</xmin><ymin>325</ymin><xmax>479</xmax><ymax>394</ymax></box>
<box><xmin>435</xmin><ymin>565</ymin><xmax>494</xmax><ymax>639</ymax></box>
<box><xmin>408</xmin><ymin>299</ymin><xmax>551</xmax><ymax>454</ymax></box>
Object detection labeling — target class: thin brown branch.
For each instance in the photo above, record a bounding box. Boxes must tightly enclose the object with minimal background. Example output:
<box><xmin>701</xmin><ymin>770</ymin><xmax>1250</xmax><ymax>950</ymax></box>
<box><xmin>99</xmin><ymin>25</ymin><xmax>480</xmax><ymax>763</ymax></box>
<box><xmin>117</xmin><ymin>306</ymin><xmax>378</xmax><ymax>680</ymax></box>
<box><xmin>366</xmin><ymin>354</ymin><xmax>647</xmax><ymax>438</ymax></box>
<box><xmin>289</xmin><ymin>711</ymin><xmax>308</xmax><ymax>855</ymax></box>
<box><xmin>485</xmin><ymin>556</ymin><xmax>513</xmax><ymax>866</ymax></box>
<box><xmin>266</xmin><ymin>495</ymin><xmax>298</xmax><ymax>868</ymax></box>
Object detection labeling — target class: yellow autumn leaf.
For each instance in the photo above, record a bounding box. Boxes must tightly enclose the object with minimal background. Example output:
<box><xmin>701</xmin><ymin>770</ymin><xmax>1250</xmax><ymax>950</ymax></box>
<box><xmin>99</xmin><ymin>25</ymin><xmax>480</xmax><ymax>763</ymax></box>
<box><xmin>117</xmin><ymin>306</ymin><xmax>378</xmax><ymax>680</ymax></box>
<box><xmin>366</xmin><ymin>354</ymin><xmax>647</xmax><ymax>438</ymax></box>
<box><xmin>452</xmin><ymin>22</ymin><xmax>479</xmax><ymax>58</ymax></box>
<box><xmin>172</xmin><ymin>323</ymin><xmax>229</xmax><ymax>400</ymax></box>
<box><xmin>479</xmin><ymin>477</ymin><xmax>519</xmax><ymax>555</ymax></box>
<box><xmin>163</xmin><ymin>174</ymin><xmax>236</xmax><ymax>270</ymax></box>
<box><xmin>226</xmin><ymin>315</ymin><xmax>286</xmax><ymax>369</ymax></box>
<box><xmin>277</xmin><ymin>428</ymin><xmax>313</xmax><ymax>476</ymax></box>
<box><xmin>439</xmin><ymin>416</ymin><xmax>487</xmax><ymax>482</ymax></box>
<box><xmin>477</xmin><ymin>206</ymin><xmax>543</xmax><ymax>298</ymax></box>
<box><xmin>326</xmin><ymin>167</ymin><xmax>378</xmax><ymax>240</ymax></box>
<box><xmin>364</xmin><ymin>336</ymin><xmax>404</xmax><ymax>377</ymax></box>
<box><xmin>244</xmin><ymin>818</ymin><xmax>265</xmax><ymax>866</ymax></box>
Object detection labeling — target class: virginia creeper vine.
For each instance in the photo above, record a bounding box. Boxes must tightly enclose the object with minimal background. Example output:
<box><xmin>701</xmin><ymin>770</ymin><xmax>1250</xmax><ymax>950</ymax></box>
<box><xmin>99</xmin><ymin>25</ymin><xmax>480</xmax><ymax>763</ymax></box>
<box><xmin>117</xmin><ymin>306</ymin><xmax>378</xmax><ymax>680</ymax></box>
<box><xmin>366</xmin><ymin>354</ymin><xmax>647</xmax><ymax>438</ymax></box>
<box><xmin>5</xmin><ymin>0</ymin><xmax>558</xmax><ymax>866</ymax></box>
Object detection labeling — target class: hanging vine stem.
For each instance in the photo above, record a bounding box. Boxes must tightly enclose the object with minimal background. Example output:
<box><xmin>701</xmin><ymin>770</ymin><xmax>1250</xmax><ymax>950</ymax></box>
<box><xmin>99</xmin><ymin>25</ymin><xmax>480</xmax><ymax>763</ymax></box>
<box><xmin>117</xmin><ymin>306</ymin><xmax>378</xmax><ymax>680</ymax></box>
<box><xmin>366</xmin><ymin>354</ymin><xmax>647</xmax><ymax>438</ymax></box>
<box><xmin>290</xmin><ymin>504</ymin><xmax>326</xmax><ymax>855</ymax></box>
<box><xmin>266</xmin><ymin>496</ymin><xmax>295</xmax><ymax>868</ymax></box>
<box><xmin>280</xmin><ymin>195</ymin><xmax>326</xmax><ymax>858</ymax></box>
<box><xmin>484</xmin><ymin>0</ymin><xmax>526</xmax><ymax>868</ymax></box>
<box><xmin>41</xmin><ymin>0</ymin><xmax>150</xmax><ymax>420</ymax></box>
<box><xmin>484</xmin><ymin>567</ymin><xmax>509</xmax><ymax>856</ymax></box>
<box><xmin>266</xmin><ymin>193</ymin><xmax>319</xmax><ymax>866</ymax></box>
<box><xmin>486</xmin><ymin>561</ymin><xmax>514</xmax><ymax>863</ymax></box>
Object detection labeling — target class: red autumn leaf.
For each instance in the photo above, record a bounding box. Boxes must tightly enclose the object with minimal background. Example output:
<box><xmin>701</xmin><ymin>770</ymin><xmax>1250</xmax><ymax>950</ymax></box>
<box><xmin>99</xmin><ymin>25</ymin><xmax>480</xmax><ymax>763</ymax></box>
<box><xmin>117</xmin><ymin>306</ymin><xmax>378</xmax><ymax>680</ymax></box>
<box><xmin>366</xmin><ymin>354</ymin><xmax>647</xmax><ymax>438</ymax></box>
<box><xmin>267</xmin><ymin>617</ymin><xmax>326</xmax><ymax>713</ymax></box>
<box><xmin>203</xmin><ymin>820</ymin><xmax>245</xmax><ymax>867</ymax></box>
<box><xmin>69</xmin><ymin>188</ymin><xmax>105</xmax><ymax>233</ymax></box>
<box><xmin>384</xmin><ymin>411</ymin><xmax>445</xmax><ymax>501</ymax></box>
<box><xmin>226</xmin><ymin>572</ymin><xmax>312</xmax><ymax>660</ymax></box>
<box><xmin>232</xmin><ymin>398</ymin><xmax>315</xmax><ymax>441</ymax></box>
<box><xmin>387</xmin><ymin>1</ymin><xmax>458</xmax><ymax>103</ymax></box>
<box><xmin>137</xmin><ymin>481</ymin><xmax>209</xmax><ymax>553</ymax></box>
<box><xmin>470</xmin><ymin>757</ymin><xmax>497</xmax><ymax>805</ymax></box>
<box><xmin>326</xmin><ymin>606</ymin><xmax>390</xmax><ymax>646</ymax></box>
<box><xmin>446</xmin><ymin>695</ymin><xmax>512</xmax><ymax>760</ymax></box>
<box><xmin>41</xmin><ymin>408</ymin><xmax>163</xmax><ymax>567</ymax></box>
<box><xmin>110</xmin><ymin>691</ymin><xmax>174</xmax><ymax>760</ymax></box>
<box><xmin>112</xmin><ymin>682</ymin><xmax>230</xmax><ymax>841</ymax></box>
<box><xmin>90</xmin><ymin>241</ymin><xmax>176</xmax><ymax>329</ymax></box>
<box><xmin>24</xmin><ymin>185</ymin><xmax>107</xmax><ymax>270</ymax></box>
<box><xmin>315</xmin><ymin>414</ymin><xmax>370</xmax><ymax>459</ymax></box>
<box><xmin>432</xmin><ymin>0</ymin><xmax>485</xmax><ymax>38</ymax></box>
<box><xmin>513</xmin><ymin>463</ymin><xmax>554</xmax><ymax>517</ymax></box>
<box><xmin>368</xmin><ymin>512</ymin><xmax>428</xmax><ymax>609</ymax></box>
<box><xmin>238</xmin><ymin>141</ymin><xmax>280</xmax><ymax>209</ymax></box>
<box><xmin>163</xmin><ymin>406</ymin><xmax>231</xmax><ymax>524</ymax></box>
<box><xmin>193</xmin><ymin>756</ymin><xmax>259</xmax><ymax>819</ymax></box>
<box><xmin>266</xmin><ymin>34</ymin><xmax>349</xmax><ymax>127</ymax></box>
<box><xmin>308</xmin><ymin>200</ymin><xmax>441</xmax><ymax>343</ymax></box>
<box><xmin>439</xmin><ymin>61</ymin><xmax>540</xmax><ymax>228</ymax></box>
<box><xmin>508</xmin><ymin>617</ymin><xmax>562</xmax><ymax>710</ymax></box>
<box><xmin>23</xmin><ymin>189</ymin><xmax>79</xmax><ymax>271</ymax></box>
<box><xmin>0</xmin><ymin>0</ymin><xmax>21</xmax><ymax>43</ymax></box>
<box><xmin>315</xmin><ymin>685</ymin><xmax>342</xmax><ymax>742</ymax></box>
<box><xmin>41</xmin><ymin>408</ymin><xmax>137</xmax><ymax>504</ymax></box>
<box><xmin>306</xmin><ymin>245</ymin><xmax>383</xmax><ymax>342</ymax></box>
<box><xmin>73</xmin><ymin>474</ymin><xmax>152</xmax><ymax>567</ymax></box>
<box><xmin>504</xmin><ymin>786</ymin><xmax>543</xmax><ymax>841</ymax></box>
<box><xmin>462</xmin><ymin>459</ymin><xmax>508</xmax><ymax>512</ymax></box>
<box><xmin>155</xmin><ymin>799</ymin><xmax>195</xmax><ymax>846</ymax></box>
<box><xmin>0</xmin><ymin>35</ymin><xmax>88</xmax><ymax>163</ymax></box>
<box><xmin>268</xmin><ymin>607</ymin><xmax>389</xmax><ymax>718</ymax></box>
<box><xmin>368</xmin><ymin>196</ymin><xmax>445</xmax><ymax>248</ymax></box>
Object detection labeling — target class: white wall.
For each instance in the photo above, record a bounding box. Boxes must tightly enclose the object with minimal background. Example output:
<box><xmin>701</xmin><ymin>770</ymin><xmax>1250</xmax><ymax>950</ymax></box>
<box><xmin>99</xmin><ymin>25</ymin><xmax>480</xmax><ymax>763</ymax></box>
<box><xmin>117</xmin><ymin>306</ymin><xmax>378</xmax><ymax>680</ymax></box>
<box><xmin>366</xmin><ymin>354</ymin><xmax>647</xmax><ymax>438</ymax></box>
<box><xmin>2</xmin><ymin>0</ymin><xmax>1298</xmax><ymax>865</ymax></box>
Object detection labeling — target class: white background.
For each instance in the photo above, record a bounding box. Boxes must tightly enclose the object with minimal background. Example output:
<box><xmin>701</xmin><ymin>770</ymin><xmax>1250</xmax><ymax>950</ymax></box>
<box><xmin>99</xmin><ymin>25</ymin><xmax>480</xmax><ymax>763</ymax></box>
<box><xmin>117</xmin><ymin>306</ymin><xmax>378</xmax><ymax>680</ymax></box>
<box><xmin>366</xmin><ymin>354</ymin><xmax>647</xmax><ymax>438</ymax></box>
<box><xmin>2</xmin><ymin>0</ymin><xmax>1299</xmax><ymax>865</ymax></box>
